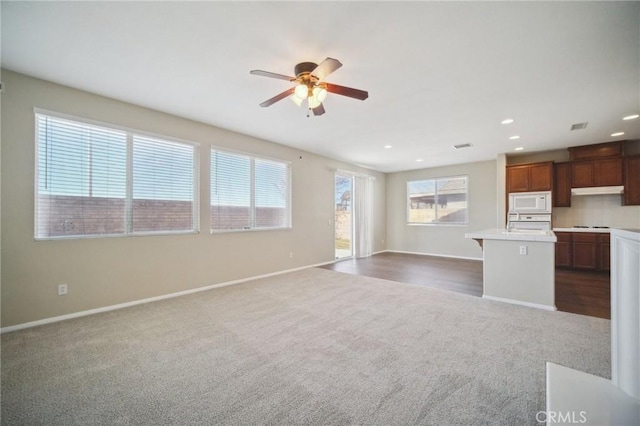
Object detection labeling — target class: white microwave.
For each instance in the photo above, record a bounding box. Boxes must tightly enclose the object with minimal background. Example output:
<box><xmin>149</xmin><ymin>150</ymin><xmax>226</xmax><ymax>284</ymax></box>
<box><xmin>508</xmin><ymin>191</ymin><xmax>552</xmax><ymax>214</ymax></box>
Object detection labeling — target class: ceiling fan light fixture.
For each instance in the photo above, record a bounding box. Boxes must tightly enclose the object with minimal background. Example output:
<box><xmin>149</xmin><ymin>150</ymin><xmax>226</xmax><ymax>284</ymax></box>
<box><xmin>290</xmin><ymin>94</ymin><xmax>303</xmax><ymax>107</ymax></box>
<box><xmin>294</xmin><ymin>84</ymin><xmax>308</xmax><ymax>100</ymax></box>
<box><xmin>313</xmin><ymin>86</ymin><xmax>328</xmax><ymax>102</ymax></box>
<box><xmin>308</xmin><ymin>94</ymin><xmax>322</xmax><ymax>109</ymax></box>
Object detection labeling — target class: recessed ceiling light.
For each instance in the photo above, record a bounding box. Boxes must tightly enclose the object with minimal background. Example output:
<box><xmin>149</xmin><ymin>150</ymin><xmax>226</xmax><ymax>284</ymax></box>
<box><xmin>611</xmin><ymin>132</ymin><xmax>625</xmax><ymax>137</ymax></box>
<box><xmin>514</xmin><ymin>147</ymin><xmax>524</xmax><ymax>151</ymax></box>
<box><xmin>416</xmin><ymin>158</ymin><xmax>424</xmax><ymax>162</ymax></box>
<box><xmin>623</xmin><ymin>114</ymin><xmax>639</xmax><ymax>120</ymax></box>
<box><xmin>384</xmin><ymin>145</ymin><xmax>393</xmax><ymax>149</ymax></box>
<box><xmin>501</xmin><ymin>118</ymin><xmax>514</xmax><ymax>125</ymax></box>
<box><xmin>509</xmin><ymin>135</ymin><xmax>520</xmax><ymax>140</ymax></box>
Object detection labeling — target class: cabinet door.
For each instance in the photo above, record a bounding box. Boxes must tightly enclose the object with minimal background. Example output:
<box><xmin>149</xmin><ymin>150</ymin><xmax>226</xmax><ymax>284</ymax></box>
<box><xmin>572</xmin><ymin>161</ymin><xmax>595</xmax><ymax>188</ymax></box>
<box><xmin>568</xmin><ymin>141</ymin><xmax>624</xmax><ymax>161</ymax></box>
<box><xmin>507</xmin><ymin>166</ymin><xmax>530</xmax><ymax>193</ymax></box>
<box><xmin>555</xmin><ymin>233</ymin><xmax>573</xmax><ymax>268</ymax></box>
<box><xmin>529</xmin><ymin>162</ymin><xmax>553</xmax><ymax>191</ymax></box>
<box><xmin>600</xmin><ymin>242</ymin><xmax>611</xmax><ymax>271</ymax></box>
<box><xmin>573</xmin><ymin>233</ymin><xmax>598</xmax><ymax>270</ymax></box>
<box><xmin>595</xmin><ymin>158</ymin><xmax>623</xmax><ymax>186</ymax></box>
<box><xmin>553</xmin><ymin>162</ymin><xmax>572</xmax><ymax>207</ymax></box>
<box><xmin>623</xmin><ymin>155</ymin><xmax>640</xmax><ymax>206</ymax></box>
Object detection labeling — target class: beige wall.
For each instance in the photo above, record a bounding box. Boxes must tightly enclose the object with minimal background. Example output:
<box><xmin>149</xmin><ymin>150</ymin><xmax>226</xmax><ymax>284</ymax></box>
<box><xmin>386</xmin><ymin>160</ymin><xmax>498</xmax><ymax>260</ymax></box>
<box><xmin>0</xmin><ymin>70</ymin><xmax>386</xmax><ymax>327</ymax></box>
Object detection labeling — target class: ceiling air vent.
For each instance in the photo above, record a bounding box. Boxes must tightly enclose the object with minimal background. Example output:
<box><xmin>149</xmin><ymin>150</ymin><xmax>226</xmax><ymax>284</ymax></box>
<box><xmin>570</xmin><ymin>122</ymin><xmax>588</xmax><ymax>131</ymax></box>
<box><xmin>452</xmin><ymin>143</ymin><xmax>473</xmax><ymax>150</ymax></box>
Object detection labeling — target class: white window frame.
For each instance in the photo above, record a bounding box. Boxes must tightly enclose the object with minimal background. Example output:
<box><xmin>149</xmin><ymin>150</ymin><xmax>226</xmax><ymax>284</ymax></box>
<box><xmin>407</xmin><ymin>175</ymin><xmax>469</xmax><ymax>226</ymax></box>
<box><xmin>34</xmin><ymin>109</ymin><xmax>200</xmax><ymax>240</ymax></box>
<box><xmin>210</xmin><ymin>147</ymin><xmax>291</xmax><ymax>233</ymax></box>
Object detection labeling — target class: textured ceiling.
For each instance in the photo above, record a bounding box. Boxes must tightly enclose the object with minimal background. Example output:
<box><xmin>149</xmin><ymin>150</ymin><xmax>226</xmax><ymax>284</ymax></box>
<box><xmin>2</xmin><ymin>1</ymin><xmax>639</xmax><ymax>172</ymax></box>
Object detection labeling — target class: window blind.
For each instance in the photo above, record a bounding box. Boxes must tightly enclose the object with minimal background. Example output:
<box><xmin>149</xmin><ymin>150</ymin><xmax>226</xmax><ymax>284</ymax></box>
<box><xmin>211</xmin><ymin>149</ymin><xmax>290</xmax><ymax>232</ymax></box>
<box><xmin>35</xmin><ymin>112</ymin><xmax>199</xmax><ymax>239</ymax></box>
<box><xmin>132</xmin><ymin>135</ymin><xmax>198</xmax><ymax>233</ymax></box>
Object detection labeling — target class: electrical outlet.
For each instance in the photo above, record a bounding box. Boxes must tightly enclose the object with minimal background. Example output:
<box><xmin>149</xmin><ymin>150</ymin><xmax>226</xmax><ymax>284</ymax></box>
<box><xmin>289</xmin><ymin>252</ymin><xmax>293</xmax><ymax>259</ymax></box>
<box><xmin>519</xmin><ymin>246</ymin><xmax>528</xmax><ymax>255</ymax></box>
<box><xmin>58</xmin><ymin>284</ymin><xmax>68</xmax><ymax>296</ymax></box>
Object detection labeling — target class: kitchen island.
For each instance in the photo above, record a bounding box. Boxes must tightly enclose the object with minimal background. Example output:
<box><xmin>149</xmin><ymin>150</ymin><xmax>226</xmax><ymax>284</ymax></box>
<box><xmin>465</xmin><ymin>229</ymin><xmax>557</xmax><ymax>310</ymax></box>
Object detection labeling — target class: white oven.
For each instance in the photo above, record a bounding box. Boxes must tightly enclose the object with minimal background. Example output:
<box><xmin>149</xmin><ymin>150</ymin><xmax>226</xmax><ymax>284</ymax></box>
<box><xmin>508</xmin><ymin>191</ymin><xmax>552</xmax><ymax>214</ymax></box>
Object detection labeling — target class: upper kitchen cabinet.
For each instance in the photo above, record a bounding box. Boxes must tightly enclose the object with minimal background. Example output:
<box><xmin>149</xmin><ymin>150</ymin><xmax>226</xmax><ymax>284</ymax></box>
<box><xmin>568</xmin><ymin>140</ymin><xmax>625</xmax><ymax>189</ymax></box>
<box><xmin>568</xmin><ymin>141</ymin><xmax>624</xmax><ymax>161</ymax></box>
<box><xmin>553</xmin><ymin>162</ymin><xmax>572</xmax><ymax>207</ymax></box>
<box><xmin>571</xmin><ymin>157</ymin><xmax>624</xmax><ymax>188</ymax></box>
<box><xmin>506</xmin><ymin>161</ymin><xmax>553</xmax><ymax>193</ymax></box>
<box><xmin>623</xmin><ymin>154</ymin><xmax>640</xmax><ymax>206</ymax></box>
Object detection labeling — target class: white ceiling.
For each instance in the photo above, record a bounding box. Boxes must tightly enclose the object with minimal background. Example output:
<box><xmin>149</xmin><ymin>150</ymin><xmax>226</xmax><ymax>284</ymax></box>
<box><xmin>2</xmin><ymin>1</ymin><xmax>639</xmax><ymax>173</ymax></box>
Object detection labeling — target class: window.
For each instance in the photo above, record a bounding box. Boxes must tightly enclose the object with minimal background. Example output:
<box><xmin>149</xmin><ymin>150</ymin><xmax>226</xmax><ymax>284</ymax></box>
<box><xmin>211</xmin><ymin>149</ymin><xmax>290</xmax><ymax>232</ymax></box>
<box><xmin>407</xmin><ymin>175</ymin><xmax>468</xmax><ymax>224</ymax></box>
<box><xmin>35</xmin><ymin>112</ymin><xmax>199</xmax><ymax>239</ymax></box>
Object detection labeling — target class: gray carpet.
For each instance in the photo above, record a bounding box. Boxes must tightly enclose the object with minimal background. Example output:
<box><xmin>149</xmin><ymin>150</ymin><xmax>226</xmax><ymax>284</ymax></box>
<box><xmin>1</xmin><ymin>268</ymin><xmax>610</xmax><ymax>425</ymax></box>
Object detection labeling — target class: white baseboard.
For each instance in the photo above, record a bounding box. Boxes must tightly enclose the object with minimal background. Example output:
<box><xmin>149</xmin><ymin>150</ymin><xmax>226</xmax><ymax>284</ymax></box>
<box><xmin>0</xmin><ymin>260</ymin><xmax>335</xmax><ymax>334</ymax></box>
<box><xmin>384</xmin><ymin>249</ymin><xmax>482</xmax><ymax>261</ymax></box>
<box><xmin>482</xmin><ymin>294</ymin><xmax>557</xmax><ymax>311</ymax></box>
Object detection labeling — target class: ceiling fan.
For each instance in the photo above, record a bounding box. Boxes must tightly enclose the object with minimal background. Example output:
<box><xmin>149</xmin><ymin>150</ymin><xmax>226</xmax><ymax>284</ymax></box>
<box><xmin>250</xmin><ymin>57</ymin><xmax>368</xmax><ymax>116</ymax></box>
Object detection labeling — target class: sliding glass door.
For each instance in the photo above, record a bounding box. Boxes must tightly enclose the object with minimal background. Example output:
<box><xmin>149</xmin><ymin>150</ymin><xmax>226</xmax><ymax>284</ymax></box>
<box><xmin>335</xmin><ymin>173</ymin><xmax>354</xmax><ymax>259</ymax></box>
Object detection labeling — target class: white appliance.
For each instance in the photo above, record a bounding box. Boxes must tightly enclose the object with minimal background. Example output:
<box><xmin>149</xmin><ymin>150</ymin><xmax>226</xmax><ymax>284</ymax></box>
<box><xmin>571</xmin><ymin>185</ymin><xmax>624</xmax><ymax>196</ymax></box>
<box><xmin>508</xmin><ymin>191</ymin><xmax>552</xmax><ymax>214</ymax></box>
<box><xmin>507</xmin><ymin>213</ymin><xmax>552</xmax><ymax>231</ymax></box>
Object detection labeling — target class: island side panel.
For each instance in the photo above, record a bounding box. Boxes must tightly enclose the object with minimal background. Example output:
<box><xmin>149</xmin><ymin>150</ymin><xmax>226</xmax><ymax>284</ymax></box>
<box><xmin>483</xmin><ymin>239</ymin><xmax>556</xmax><ymax>309</ymax></box>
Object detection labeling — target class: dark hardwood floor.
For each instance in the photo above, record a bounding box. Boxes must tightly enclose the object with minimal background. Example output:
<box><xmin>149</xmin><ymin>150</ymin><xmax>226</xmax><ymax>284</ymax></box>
<box><xmin>320</xmin><ymin>252</ymin><xmax>610</xmax><ymax>319</ymax></box>
<box><xmin>319</xmin><ymin>252</ymin><xmax>483</xmax><ymax>297</ymax></box>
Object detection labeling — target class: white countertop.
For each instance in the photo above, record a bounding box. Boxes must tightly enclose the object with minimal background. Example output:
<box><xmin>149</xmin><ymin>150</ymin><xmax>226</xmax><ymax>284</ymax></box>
<box><xmin>465</xmin><ymin>228</ymin><xmax>557</xmax><ymax>242</ymax></box>
<box><xmin>553</xmin><ymin>227</ymin><xmax>611</xmax><ymax>233</ymax></box>
<box><xmin>611</xmin><ymin>228</ymin><xmax>640</xmax><ymax>240</ymax></box>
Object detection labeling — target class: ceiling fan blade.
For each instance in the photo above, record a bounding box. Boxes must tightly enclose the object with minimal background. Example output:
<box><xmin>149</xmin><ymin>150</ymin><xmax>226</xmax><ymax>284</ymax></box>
<box><xmin>312</xmin><ymin>103</ymin><xmax>326</xmax><ymax>116</ymax></box>
<box><xmin>325</xmin><ymin>83</ymin><xmax>369</xmax><ymax>101</ymax></box>
<box><xmin>259</xmin><ymin>87</ymin><xmax>295</xmax><ymax>107</ymax></box>
<box><xmin>311</xmin><ymin>58</ymin><xmax>342</xmax><ymax>81</ymax></box>
<box><xmin>250</xmin><ymin>70</ymin><xmax>295</xmax><ymax>81</ymax></box>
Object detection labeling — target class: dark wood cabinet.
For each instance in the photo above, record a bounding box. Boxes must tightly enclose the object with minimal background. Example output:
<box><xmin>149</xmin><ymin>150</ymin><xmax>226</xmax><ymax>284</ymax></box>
<box><xmin>571</xmin><ymin>158</ymin><xmax>623</xmax><ymax>188</ymax></box>
<box><xmin>598</xmin><ymin>158</ymin><xmax>625</xmax><ymax>186</ymax></box>
<box><xmin>506</xmin><ymin>165</ymin><xmax>530</xmax><ymax>193</ymax></box>
<box><xmin>623</xmin><ymin>155</ymin><xmax>640</xmax><ymax>205</ymax></box>
<box><xmin>555</xmin><ymin>232</ymin><xmax>573</xmax><ymax>268</ymax></box>
<box><xmin>506</xmin><ymin>162</ymin><xmax>553</xmax><ymax>193</ymax></box>
<box><xmin>569</xmin><ymin>232</ymin><xmax>610</xmax><ymax>271</ymax></box>
<box><xmin>600</xmin><ymin>236</ymin><xmax>610</xmax><ymax>272</ymax></box>
<box><xmin>553</xmin><ymin>162</ymin><xmax>572</xmax><ymax>207</ymax></box>
<box><xmin>529</xmin><ymin>162</ymin><xmax>553</xmax><ymax>191</ymax></box>
<box><xmin>568</xmin><ymin>141</ymin><xmax>624</xmax><ymax>161</ymax></box>
<box><xmin>573</xmin><ymin>233</ymin><xmax>599</xmax><ymax>270</ymax></box>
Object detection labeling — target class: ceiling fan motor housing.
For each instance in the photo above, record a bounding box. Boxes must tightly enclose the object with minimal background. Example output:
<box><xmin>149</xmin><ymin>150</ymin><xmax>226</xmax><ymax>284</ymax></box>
<box><xmin>294</xmin><ymin>62</ymin><xmax>318</xmax><ymax>78</ymax></box>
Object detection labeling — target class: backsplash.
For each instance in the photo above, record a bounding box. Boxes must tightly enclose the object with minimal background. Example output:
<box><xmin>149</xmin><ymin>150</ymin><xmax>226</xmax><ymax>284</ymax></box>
<box><xmin>553</xmin><ymin>195</ymin><xmax>640</xmax><ymax>228</ymax></box>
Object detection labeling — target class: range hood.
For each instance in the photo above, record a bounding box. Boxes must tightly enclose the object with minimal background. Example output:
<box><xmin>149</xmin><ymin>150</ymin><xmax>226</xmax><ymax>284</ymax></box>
<box><xmin>571</xmin><ymin>185</ymin><xmax>624</xmax><ymax>196</ymax></box>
